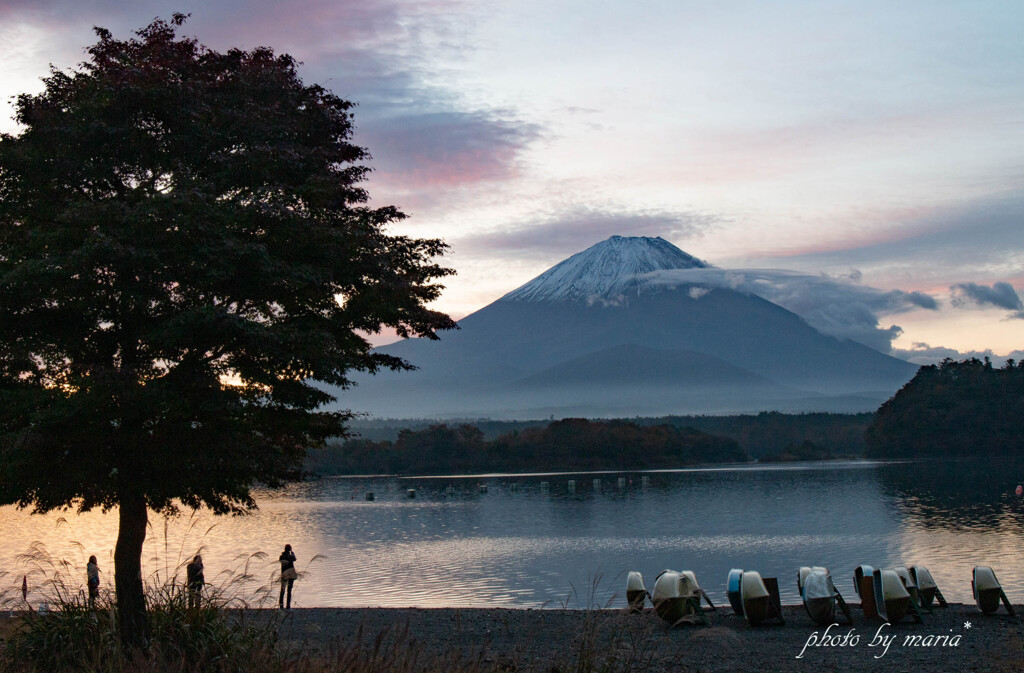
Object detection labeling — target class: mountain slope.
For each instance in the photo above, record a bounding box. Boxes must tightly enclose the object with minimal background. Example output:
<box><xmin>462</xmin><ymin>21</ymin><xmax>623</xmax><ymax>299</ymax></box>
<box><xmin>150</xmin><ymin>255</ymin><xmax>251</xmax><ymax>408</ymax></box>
<box><xmin>327</xmin><ymin>236</ymin><xmax>916</xmax><ymax>419</ymax></box>
<box><xmin>507</xmin><ymin>344</ymin><xmax>775</xmax><ymax>388</ymax></box>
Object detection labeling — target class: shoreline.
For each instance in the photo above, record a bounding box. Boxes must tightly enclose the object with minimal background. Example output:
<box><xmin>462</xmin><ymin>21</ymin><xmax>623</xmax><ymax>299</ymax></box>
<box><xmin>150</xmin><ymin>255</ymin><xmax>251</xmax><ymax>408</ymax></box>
<box><xmin>270</xmin><ymin>603</ymin><xmax>1024</xmax><ymax>672</ymax></box>
<box><xmin>315</xmin><ymin>457</ymin><xmax>886</xmax><ymax>481</ymax></box>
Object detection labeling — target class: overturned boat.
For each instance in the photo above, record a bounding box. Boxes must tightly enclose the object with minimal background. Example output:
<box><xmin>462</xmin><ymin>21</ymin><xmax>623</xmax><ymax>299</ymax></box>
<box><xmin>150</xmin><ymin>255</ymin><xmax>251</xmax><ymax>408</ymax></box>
<box><xmin>626</xmin><ymin>571</ymin><xmax>648</xmax><ymax>612</ymax></box>
<box><xmin>872</xmin><ymin>568</ymin><xmax>922</xmax><ymax>624</ymax></box>
<box><xmin>909</xmin><ymin>565</ymin><xmax>947</xmax><ymax>609</ymax></box>
<box><xmin>797</xmin><ymin>566</ymin><xmax>852</xmax><ymax>625</ymax></box>
<box><xmin>893</xmin><ymin>566</ymin><xmax>921</xmax><ymax>611</ymax></box>
<box><xmin>681</xmin><ymin>570</ymin><xmax>716</xmax><ymax>611</ymax></box>
<box><xmin>652</xmin><ymin>570</ymin><xmax>709</xmax><ymax>625</ymax></box>
<box><xmin>853</xmin><ymin>565</ymin><xmax>878</xmax><ymax>619</ymax></box>
<box><xmin>973</xmin><ymin>566</ymin><xmax>1016</xmax><ymax>616</ymax></box>
<box><xmin>740</xmin><ymin>570</ymin><xmax>784</xmax><ymax>626</ymax></box>
<box><xmin>726</xmin><ymin>568</ymin><xmax>744</xmax><ymax>615</ymax></box>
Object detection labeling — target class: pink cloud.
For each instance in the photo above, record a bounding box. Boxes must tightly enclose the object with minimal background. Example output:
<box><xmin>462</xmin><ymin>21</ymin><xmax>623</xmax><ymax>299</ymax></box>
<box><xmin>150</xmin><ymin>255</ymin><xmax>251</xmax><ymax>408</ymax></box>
<box><xmin>1</xmin><ymin>2</ymin><xmax>538</xmax><ymax>195</ymax></box>
<box><xmin>362</xmin><ymin>111</ymin><xmax>540</xmax><ymax>190</ymax></box>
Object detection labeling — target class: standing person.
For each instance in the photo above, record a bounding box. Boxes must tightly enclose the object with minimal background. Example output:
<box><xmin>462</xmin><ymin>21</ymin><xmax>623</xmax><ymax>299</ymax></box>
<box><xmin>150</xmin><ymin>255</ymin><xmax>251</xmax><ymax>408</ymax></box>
<box><xmin>86</xmin><ymin>556</ymin><xmax>100</xmax><ymax>609</ymax></box>
<box><xmin>279</xmin><ymin>544</ymin><xmax>297</xmax><ymax>610</ymax></box>
<box><xmin>186</xmin><ymin>554</ymin><xmax>205</xmax><ymax>609</ymax></box>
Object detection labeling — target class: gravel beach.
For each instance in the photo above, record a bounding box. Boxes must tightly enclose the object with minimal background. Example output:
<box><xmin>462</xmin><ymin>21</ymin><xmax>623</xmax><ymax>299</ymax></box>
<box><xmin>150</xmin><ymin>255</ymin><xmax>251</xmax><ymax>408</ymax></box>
<box><xmin>272</xmin><ymin>603</ymin><xmax>1024</xmax><ymax>672</ymax></box>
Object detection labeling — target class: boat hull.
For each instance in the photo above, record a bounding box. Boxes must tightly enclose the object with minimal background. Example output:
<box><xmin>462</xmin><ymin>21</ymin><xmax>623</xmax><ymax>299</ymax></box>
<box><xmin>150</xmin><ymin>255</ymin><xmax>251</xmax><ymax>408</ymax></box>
<box><xmin>654</xmin><ymin>596</ymin><xmax>694</xmax><ymax>623</ymax></box>
<box><xmin>976</xmin><ymin>587</ymin><xmax>1001</xmax><ymax>614</ymax></box>
<box><xmin>804</xmin><ymin>596</ymin><xmax>836</xmax><ymax>626</ymax></box>
<box><xmin>627</xmin><ymin>589</ymin><xmax>646</xmax><ymax>612</ymax></box>
<box><xmin>873</xmin><ymin>568</ymin><xmax>912</xmax><ymax>624</ymax></box>
<box><xmin>626</xmin><ymin>571</ymin><xmax>647</xmax><ymax>612</ymax></box>
<box><xmin>800</xmin><ymin>569</ymin><xmax>838</xmax><ymax>626</ymax></box>
<box><xmin>726</xmin><ymin>568</ymin><xmax>744</xmax><ymax>615</ymax></box>
<box><xmin>740</xmin><ymin>571</ymin><xmax>773</xmax><ymax>626</ymax></box>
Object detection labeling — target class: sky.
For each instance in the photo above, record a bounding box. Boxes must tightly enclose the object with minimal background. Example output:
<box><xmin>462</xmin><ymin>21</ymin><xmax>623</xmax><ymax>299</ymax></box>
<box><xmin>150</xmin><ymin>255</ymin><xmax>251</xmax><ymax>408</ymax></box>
<box><xmin>1</xmin><ymin>0</ymin><xmax>1022</xmax><ymax>361</ymax></box>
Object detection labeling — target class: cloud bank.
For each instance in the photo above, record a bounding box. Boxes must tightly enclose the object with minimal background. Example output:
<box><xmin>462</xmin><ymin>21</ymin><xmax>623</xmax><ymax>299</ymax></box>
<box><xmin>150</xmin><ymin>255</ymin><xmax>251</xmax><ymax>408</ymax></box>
<box><xmin>893</xmin><ymin>343</ymin><xmax>1024</xmax><ymax>367</ymax></box>
<box><xmin>758</xmin><ymin>192</ymin><xmax>1024</xmax><ymax>292</ymax></box>
<box><xmin>643</xmin><ymin>268</ymin><xmax>939</xmax><ymax>353</ymax></box>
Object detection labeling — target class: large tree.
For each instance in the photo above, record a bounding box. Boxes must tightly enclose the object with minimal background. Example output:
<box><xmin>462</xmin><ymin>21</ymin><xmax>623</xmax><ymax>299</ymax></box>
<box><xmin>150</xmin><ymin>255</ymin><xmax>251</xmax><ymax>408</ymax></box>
<box><xmin>0</xmin><ymin>15</ymin><xmax>454</xmax><ymax>647</ymax></box>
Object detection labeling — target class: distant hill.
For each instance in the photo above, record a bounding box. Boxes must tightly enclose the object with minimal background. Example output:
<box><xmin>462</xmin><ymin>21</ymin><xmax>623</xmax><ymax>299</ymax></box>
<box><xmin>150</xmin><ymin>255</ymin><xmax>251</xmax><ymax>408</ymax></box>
<box><xmin>865</xmin><ymin>358</ymin><xmax>1024</xmax><ymax>458</ymax></box>
<box><xmin>325</xmin><ymin>236</ymin><xmax>916</xmax><ymax>419</ymax></box>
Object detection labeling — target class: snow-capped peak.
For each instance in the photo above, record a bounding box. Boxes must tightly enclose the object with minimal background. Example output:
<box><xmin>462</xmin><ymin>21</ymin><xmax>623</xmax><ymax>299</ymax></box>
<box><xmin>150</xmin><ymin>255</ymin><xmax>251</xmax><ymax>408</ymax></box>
<box><xmin>501</xmin><ymin>235</ymin><xmax>710</xmax><ymax>304</ymax></box>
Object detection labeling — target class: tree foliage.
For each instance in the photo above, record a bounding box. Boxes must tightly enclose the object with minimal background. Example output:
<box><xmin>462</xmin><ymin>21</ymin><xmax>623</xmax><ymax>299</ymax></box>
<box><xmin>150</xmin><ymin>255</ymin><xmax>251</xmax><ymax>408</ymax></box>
<box><xmin>349</xmin><ymin>411</ymin><xmax>873</xmax><ymax>459</ymax></box>
<box><xmin>308</xmin><ymin>419</ymin><xmax>747</xmax><ymax>475</ymax></box>
<box><xmin>0</xmin><ymin>15</ymin><xmax>454</xmax><ymax>645</ymax></box>
<box><xmin>865</xmin><ymin>358</ymin><xmax>1024</xmax><ymax>458</ymax></box>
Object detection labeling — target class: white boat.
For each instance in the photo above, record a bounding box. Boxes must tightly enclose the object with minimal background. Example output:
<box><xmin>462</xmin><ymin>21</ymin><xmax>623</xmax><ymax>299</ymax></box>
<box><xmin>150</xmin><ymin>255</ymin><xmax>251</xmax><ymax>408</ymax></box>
<box><xmin>797</xmin><ymin>567</ymin><xmax>851</xmax><ymax>626</ymax></box>
<box><xmin>973</xmin><ymin>566</ymin><xmax>1016</xmax><ymax>616</ymax></box>
<box><xmin>797</xmin><ymin>566</ymin><xmax>827</xmax><ymax>594</ymax></box>
<box><xmin>892</xmin><ymin>565</ymin><xmax>921</xmax><ymax>609</ymax></box>
<box><xmin>680</xmin><ymin>570</ymin><xmax>716</xmax><ymax>610</ymax></box>
<box><xmin>626</xmin><ymin>571</ymin><xmax>647</xmax><ymax>612</ymax></box>
<box><xmin>652</xmin><ymin>571</ymin><xmax>689</xmax><ymax>623</ymax></box>
<box><xmin>893</xmin><ymin>566</ymin><xmax>913</xmax><ymax>589</ymax></box>
<box><xmin>909</xmin><ymin>565</ymin><xmax>947</xmax><ymax>608</ymax></box>
<box><xmin>740</xmin><ymin>570</ymin><xmax>783</xmax><ymax>625</ymax></box>
<box><xmin>872</xmin><ymin>568</ymin><xmax>917</xmax><ymax>624</ymax></box>
<box><xmin>652</xmin><ymin>570</ymin><xmax>706</xmax><ymax>625</ymax></box>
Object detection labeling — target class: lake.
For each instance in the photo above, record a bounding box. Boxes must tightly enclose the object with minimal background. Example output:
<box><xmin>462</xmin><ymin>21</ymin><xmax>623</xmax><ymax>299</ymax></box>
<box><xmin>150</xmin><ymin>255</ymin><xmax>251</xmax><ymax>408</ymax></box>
<box><xmin>2</xmin><ymin>458</ymin><xmax>1024</xmax><ymax>609</ymax></box>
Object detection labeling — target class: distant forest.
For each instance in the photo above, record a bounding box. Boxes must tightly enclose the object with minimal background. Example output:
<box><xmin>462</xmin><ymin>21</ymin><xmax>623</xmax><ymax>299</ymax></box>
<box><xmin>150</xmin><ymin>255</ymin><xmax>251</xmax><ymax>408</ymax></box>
<box><xmin>347</xmin><ymin>411</ymin><xmax>872</xmax><ymax>459</ymax></box>
<box><xmin>312</xmin><ymin>358</ymin><xmax>1024</xmax><ymax>475</ymax></box>
<box><xmin>865</xmin><ymin>358</ymin><xmax>1024</xmax><ymax>459</ymax></box>
<box><xmin>306</xmin><ymin>418</ymin><xmax>747</xmax><ymax>475</ymax></box>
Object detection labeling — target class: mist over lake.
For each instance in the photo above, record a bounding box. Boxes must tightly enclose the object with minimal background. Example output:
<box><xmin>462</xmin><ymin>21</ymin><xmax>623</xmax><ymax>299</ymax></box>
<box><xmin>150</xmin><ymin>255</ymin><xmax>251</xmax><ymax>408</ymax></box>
<box><xmin>4</xmin><ymin>458</ymin><xmax>1024</xmax><ymax>609</ymax></box>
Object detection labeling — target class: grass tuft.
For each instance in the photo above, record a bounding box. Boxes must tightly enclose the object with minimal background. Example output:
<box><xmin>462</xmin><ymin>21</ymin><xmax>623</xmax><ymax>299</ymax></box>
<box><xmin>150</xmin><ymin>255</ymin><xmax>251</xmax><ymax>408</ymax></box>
<box><xmin>0</xmin><ymin>532</ymin><xmax>281</xmax><ymax>673</ymax></box>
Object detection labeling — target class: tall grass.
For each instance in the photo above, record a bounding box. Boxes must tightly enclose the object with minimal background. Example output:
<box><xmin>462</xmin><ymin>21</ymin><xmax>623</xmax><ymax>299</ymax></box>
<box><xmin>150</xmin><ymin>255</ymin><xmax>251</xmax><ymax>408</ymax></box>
<box><xmin>0</xmin><ymin>517</ymin><xmax>289</xmax><ymax>673</ymax></box>
<box><xmin>0</xmin><ymin>535</ymin><xmax>673</xmax><ymax>673</ymax></box>
<box><xmin>556</xmin><ymin>571</ymin><xmax>686</xmax><ymax>673</ymax></box>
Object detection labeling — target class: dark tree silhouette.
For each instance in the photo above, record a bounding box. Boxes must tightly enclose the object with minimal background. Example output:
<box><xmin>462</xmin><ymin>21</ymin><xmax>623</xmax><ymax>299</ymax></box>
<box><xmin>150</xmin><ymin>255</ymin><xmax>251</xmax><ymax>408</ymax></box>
<box><xmin>0</xmin><ymin>15</ymin><xmax>454</xmax><ymax>648</ymax></box>
<box><xmin>310</xmin><ymin>419</ymin><xmax>748</xmax><ymax>475</ymax></box>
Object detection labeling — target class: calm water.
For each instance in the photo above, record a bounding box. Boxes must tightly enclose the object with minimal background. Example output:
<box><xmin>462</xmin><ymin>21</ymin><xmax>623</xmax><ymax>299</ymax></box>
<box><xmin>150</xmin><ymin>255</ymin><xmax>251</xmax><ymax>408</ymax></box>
<box><xmin>2</xmin><ymin>458</ymin><xmax>1024</xmax><ymax>609</ymax></box>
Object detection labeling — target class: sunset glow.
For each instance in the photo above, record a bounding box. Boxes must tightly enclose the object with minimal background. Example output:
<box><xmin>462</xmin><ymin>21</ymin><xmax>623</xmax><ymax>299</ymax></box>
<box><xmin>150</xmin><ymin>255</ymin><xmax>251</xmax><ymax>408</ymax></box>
<box><xmin>1</xmin><ymin>0</ymin><xmax>1020</xmax><ymax>357</ymax></box>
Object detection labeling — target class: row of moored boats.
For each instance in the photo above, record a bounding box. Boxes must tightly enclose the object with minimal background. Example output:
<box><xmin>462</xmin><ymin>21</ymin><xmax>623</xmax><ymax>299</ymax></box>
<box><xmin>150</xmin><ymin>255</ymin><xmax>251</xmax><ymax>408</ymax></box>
<box><xmin>626</xmin><ymin>565</ymin><xmax>1016</xmax><ymax>626</ymax></box>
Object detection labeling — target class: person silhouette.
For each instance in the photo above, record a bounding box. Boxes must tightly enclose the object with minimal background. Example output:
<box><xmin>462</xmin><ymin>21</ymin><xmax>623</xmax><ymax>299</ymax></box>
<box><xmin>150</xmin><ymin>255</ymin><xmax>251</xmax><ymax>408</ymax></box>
<box><xmin>86</xmin><ymin>556</ymin><xmax>100</xmax><ymax>609</ymax></box>
<box><xmin>186</xmin><ymin>555</ymin><xmax>205</xmax><ymax>609</ymax></box>
<box><xmin>279</xmin><ymin>544</ymin><xmax>297</xmax><ymax>609</ymax></box>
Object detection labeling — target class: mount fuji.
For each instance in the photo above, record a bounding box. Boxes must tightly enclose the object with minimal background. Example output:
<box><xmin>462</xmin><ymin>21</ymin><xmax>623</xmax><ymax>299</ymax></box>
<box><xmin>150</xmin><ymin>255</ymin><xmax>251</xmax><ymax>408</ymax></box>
<box><xmin>327</xmin><ymin>236</ymin><xmax>917</xmax><ymax>419</ymax></box>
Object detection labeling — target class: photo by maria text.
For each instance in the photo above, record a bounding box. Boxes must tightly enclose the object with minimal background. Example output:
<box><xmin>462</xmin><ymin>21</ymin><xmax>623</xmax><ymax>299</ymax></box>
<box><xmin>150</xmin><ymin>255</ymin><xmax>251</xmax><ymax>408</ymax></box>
<box><xmin>796</xmin><ymin>622</ymin><xmax>965</xmax><ymax>659</ymax></box>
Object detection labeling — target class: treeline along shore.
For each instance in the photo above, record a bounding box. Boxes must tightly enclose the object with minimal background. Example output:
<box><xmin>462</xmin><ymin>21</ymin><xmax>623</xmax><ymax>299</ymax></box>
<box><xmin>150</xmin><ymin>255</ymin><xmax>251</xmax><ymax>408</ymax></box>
<box><xmin>311</xmin><ymin>358</ymin><xmax>1024</xmax><ymax>476</ymax></box>
<box><xmin>308</xmin><ymin>415</ymin><xmax>857</xmax><ymax>475</ymax></box>
<box><xmin>307</xmin><ymin>418</ymin><xmax>748</xmax><ymax>475</ymax></box>
<box><xmin>347</xmin><ymin>411</ymin><xmax>872</xmax><ymax>458</ymax></box>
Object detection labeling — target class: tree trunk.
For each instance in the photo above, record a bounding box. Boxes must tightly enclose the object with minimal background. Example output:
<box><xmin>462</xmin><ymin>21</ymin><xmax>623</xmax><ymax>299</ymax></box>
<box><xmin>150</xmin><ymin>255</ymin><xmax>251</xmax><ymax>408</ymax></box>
<box><xmin>115</xmin><ymin>493</ymin><xmax>150</xmax><ymax>650</ymax></box>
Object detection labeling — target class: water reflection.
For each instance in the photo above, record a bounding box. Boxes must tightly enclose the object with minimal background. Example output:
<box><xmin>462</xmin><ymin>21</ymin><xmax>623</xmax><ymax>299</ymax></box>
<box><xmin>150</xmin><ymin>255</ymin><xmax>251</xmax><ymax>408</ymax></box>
<box><xmin>877</xmin><ymin>458</ymin><xmax>1024</xmax><ymax>530</ymax></box>
<box><xmin>1</xmin><ymin>460</ymin><xmax>1021</xmax><ymax>609</ymax></box>
<box><xmin>877</xmin><ymin>458</ymin><xmax>1024</xmax><ymax>600</ymax></box>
